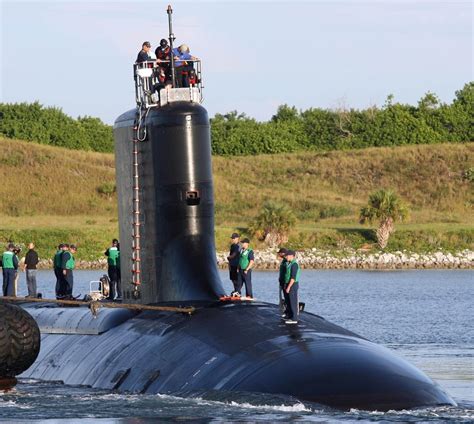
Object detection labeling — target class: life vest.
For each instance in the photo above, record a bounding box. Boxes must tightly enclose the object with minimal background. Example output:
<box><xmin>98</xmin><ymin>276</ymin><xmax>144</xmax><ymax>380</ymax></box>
<box><xmin>107</xmin><ymin>247</ymin><xmax>120</xmax><ymax>267</ymax></box>
<box><xmin>188</xmin><ymin>70</ymin><xmax>197</xmax><ymax>86</ymax></box>
<box><xmin>158</xmin><ymin>67</ymin><xmax>167</xmax><ymax>83</ymax></box>
<box><xmin>156</xmin><ymin>46</ymin><xmax>170</xmax><ymax>61</ymax></box>
<box><xmin>285</xmin><ymin>259</ymin><xmax>300</xmax><ymax>284</ymax></box>
<box><xmin>2</xmin><ymin>251</ymin><xmax>14</xmax><ymax>269</ymax></box>
<box><xmin>64</xmin><ymin>252</ymin><xmax>75</xmax><ymax>270</ymax></box>
<box><xmin>239</xmin><ymin>248</ymin><xmax>253</xmax><ymax>270</ymax></box>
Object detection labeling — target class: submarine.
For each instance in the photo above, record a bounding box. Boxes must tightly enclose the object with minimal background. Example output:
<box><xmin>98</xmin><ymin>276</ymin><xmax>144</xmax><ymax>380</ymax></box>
<box><xmin>4</xmin><ymin>6</ymin><xmax>456</xmax><ymax>411</ymax></box>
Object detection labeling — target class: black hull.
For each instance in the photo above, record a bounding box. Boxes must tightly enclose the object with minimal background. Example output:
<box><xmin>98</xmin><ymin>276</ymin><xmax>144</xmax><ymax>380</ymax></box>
<box><xmin>20</xmin><ymin>302</ymin><xmax>455</xmax><ymax>411</ymax></box>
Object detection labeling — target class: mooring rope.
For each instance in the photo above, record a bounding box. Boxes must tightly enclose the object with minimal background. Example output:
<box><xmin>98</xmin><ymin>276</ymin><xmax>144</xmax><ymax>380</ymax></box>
<box><xmin>0</xmin><ymin>296</ymin><xmax>195</xmax><ymax>317</ymax></box>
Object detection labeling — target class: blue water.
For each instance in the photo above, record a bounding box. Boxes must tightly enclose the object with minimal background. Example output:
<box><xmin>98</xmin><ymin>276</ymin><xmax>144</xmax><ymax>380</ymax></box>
<box><xmin>2</xmin><ymin>269</ymin><xmax>473</xmax><ymax>422</ymax></box>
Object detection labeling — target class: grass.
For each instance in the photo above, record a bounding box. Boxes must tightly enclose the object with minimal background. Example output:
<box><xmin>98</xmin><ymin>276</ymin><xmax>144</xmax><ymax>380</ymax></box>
<box><xmin>0</xmin><ymin>137</ymin><xmax>472</xmax><ymax>259</ymax></box>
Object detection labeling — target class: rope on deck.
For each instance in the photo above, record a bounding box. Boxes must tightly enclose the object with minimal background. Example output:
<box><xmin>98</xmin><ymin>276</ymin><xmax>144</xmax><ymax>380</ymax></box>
<box><xmin>0</xmin><ymin>296</ymin><xmax>195</xmax><ymax>317</ymax></box>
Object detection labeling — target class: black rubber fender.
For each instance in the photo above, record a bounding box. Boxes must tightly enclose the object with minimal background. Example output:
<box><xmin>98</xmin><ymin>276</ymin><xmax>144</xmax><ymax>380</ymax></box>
<box><xmin>0</xmin><ymin>303</ymin><xmax>40</xmax><ymax>378</ymax></box>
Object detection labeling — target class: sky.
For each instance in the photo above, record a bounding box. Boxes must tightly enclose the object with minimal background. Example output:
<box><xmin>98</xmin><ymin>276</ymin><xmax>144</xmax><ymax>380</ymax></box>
<box><xmin>1</xmin><ymin>0</ymin><xmax>472</xmax><ymax>124</ymax></box>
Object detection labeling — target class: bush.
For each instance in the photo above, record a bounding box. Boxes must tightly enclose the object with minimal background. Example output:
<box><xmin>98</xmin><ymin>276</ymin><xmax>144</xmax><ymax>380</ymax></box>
<box><xmin>0</xmin><ymin>102</ymin><xmax>113</xmax><ymax>152</ymax></box>
<box><xmin>97</xmin><ymin>183</ymin><xmax>116</xmax><ymax>197</ymax></box>
<box><xmin>210</xmin><ymin>83</ymin><xmax>473</xmax><ymax>156</ymax></box>
<box><xmin>2</xmin><ymin>83</ymin><xmax>472</xmax><ymax>157</ymax></box>
<box><xmin>249</xmin><ymin>201</ymin><xmax>296</xmax><ymax>247</ymax></box>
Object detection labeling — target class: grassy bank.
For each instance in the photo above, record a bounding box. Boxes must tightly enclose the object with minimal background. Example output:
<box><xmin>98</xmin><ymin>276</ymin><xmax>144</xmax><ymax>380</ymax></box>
<box><xmin>0</xmin><ymin>137</ymin><xmax>472</xmax><ymax>260</ymax></box>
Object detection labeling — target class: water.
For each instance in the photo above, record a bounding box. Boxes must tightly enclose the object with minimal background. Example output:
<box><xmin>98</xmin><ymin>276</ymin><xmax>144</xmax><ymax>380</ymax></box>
<box><xmin>2</xmin><ymin>269</ymin><xmax>473</xmax><ymax>422</ymax></box>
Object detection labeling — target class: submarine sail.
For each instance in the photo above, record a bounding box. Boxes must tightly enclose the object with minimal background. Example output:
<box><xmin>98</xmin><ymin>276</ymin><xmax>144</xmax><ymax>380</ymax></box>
<box><xmin>115</xmin><ymin>102</ymin><xmax>225</xmax><ymax>304</ymax></box>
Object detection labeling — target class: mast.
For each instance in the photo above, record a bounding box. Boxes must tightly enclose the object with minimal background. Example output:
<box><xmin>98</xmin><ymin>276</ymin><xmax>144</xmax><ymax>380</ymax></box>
<box><xmin>167</xmin><ymin>5</ymin><xmax>176</xmax><ymax>87</ymax></box>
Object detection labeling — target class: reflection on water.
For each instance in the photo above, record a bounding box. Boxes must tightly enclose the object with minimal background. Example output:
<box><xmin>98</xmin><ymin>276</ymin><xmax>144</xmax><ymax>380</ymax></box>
<box><xmin>4</xmin><ymin>269</ymin><xmax>473</xmax><ymax>422</ymax></box>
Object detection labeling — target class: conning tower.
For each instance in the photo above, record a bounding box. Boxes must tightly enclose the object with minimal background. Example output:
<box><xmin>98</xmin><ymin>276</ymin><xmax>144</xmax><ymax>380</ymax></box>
<box><xmin>114</xmin><ymin>6</ymin><xmax>224</xmax><ymax>304</ymax></box>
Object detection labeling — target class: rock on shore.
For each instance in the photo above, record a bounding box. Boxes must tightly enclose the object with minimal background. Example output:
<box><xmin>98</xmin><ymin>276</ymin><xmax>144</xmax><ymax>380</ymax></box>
<box><xmin>216</xmin><ymin>249</ymin><xmax>474</xmax><ymax>270</ymax></box>
<box><xmin>35</xmin><ymin>249</ymin><xmax>473</xmax><ymax>270</ymax></box>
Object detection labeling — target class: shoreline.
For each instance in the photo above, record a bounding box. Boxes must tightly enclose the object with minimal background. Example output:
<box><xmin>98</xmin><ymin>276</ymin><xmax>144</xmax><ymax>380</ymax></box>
<box><xmin>32</xmin><ymin>249</ymin><xmax>473</xmax><ymax>270</ymax></box>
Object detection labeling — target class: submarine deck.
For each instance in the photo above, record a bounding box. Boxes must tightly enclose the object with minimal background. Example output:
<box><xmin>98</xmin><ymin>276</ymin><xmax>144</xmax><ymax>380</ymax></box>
<box><xmin>20</xmin><ymin>301</ymin><xmax>454</xmax><ymax>411</ymax></box>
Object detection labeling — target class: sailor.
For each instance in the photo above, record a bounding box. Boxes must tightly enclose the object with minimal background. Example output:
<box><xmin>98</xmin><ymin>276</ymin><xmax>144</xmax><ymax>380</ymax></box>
<box><xmin>104</xmin><ymin>239</ymin><xmax>120</xmax><ymax>300</ymax></box>
<box><xmin>54</xmin><ymin>244</ymin><xmax>68</xmax><ymax>298</ymax></box>
<box><xmin>1</xmin><ymin>243</ymin><xmax>18</xmax><ymax>296</ymax></box>
<box><xmin>283</xmin><ymin>250</ymin><xmax>300</xmax><ymax>324</ymax></box>
<box><xmin>155</xmin><ymin>39</ymin><xmax>170</xmax><ymax>63</ymax></box>
<box><xmin>172</xmin><ymin>44</ymin><xmax>198</xmax><ymax>87</ymax></box>
<box><xmin>277</xmin><ymin>247</ymin><xmax>288</xmax><ymax>316</ymax></box>
<box><xmin>61</xmin><ymin>244</ymin><xmax>77</xmax><ymax>299</ymax></box>
<box><xmin>136</xmin><ymin>41</ymin><xmax>152</xmax><ymax>63</ymax></box>
<box><xmin>237</xmin><ymin>238</ymin><xmax>254</xmax><ymax>298</ymax></box>
<box><xmin>12</xmin><ymin>246</ymin><xmax>22</xmax><ymax>297</ymax></box>
<box><xmin>24</xmin><ymin>242</ymin><xmax>39</xmax><ymax>298</ymax></box>
<box><xmin>227</xmin><ymin>233</ymin><xmax>241</xmax><ymax>295</ymax></box>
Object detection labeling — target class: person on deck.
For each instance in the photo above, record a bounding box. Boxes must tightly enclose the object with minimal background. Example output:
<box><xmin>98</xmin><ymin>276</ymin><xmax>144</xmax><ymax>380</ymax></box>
<box><xmin>12</xmin><ymin>246</ymin><xmax>22</xmax><ymax>296</ymax></box>
<box><xmin>61</xmin><ymin>244</ymin><xmax>77</xmax><ymax>299</ymax></box>
<box><xmin>1</xmin><ymin>243</ymin><xmax>18</xmax><ymax>296</ymax></box>
<box><xmin>283</xmin><ymin>250</ymin><xmax>300</xmax><ymax>325</ymax></box>
<box><xmin>155</xmin><ymin>39</ymin><xmax>170</xmax><ymax>63</ymax></box>
<box><xmin>237</xmin><ymin>238</ymin><xmax>254</xmax><ymax>298</ymax></box>
<box><xmin>172</xmin><ymin>44</ymin><xmax>198</xmax><ymax>87</ymax></box>
<box><xmin>154</xmin><ymin>38</ymin><xmax>172</xmax><ymax>88</ymax></box>
<box><xmin>24</xmin><ymin>242</ymin><xmax>39</xmax><ymax>298</ymax></box>
<box><xmin>54</xmin><ymin>244</ymin><xmax>67</xmax><ymax>298</ymax></box>
<box><xmin>104</xmin><ymin>239</ymin><xmax>121</xmax><ymax>300</ymax></box>
<box><xmin>277</xmin><ymin>247</ymin><xmax>288</xmax><ymax>316</ymax></box>
<box><xmin>227</xmin><ymin>233</ymin><xmax>241</xmax><ymax>295</ymax></box>
<box><xmin>136</xmin><ymin>41</ymin><xmax>152</xmax><ymax>63</ymax></box>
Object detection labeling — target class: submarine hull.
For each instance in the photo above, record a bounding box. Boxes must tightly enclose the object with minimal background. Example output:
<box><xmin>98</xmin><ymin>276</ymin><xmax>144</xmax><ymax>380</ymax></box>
<box><xmin>20</xmin><ymin>303</ymin><xmax>454</xmax><ymax>411</ymax></box>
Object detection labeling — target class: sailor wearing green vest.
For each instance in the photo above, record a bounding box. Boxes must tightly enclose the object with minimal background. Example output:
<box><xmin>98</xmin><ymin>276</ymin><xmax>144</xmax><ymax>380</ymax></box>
<box><xmin>277</xmin><ymin>247</ymin><xmax>288</xmax><ymax>315</ymax></box>
<box><xmin>60</xmin><ymin>244</ymin><xmax>77</xmax><ymax>299</ymax></box>
<box><xmin>1</xmin><ymin>243</ymin><xmax>19</xmax><ymax>296</ymax></box>
<box><xmin>237</xmin><ymin>238</ymin><xmax>255</xmax><ymax>298</ymax></box>
<box><xmin>283</xmin><ymin>250</ymin><xmax>300</xmax><ymax>324</ymax></box>
<box><xmin>104</xmin><ymin>239</ymin><xmax>121</xmax><ymax>300</ymax></box>
<box><xmin>53</xmin><ymin>243</ymin><xmax>68</xmax><ymax>298</ymax></box>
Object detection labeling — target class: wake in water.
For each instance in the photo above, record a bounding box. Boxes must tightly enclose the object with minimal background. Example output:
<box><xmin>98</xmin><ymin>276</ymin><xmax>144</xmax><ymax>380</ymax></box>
<box><xmin>1</xmin><ymin>380</ymin><xmax>473</xmax><ymax>423</ymax></box>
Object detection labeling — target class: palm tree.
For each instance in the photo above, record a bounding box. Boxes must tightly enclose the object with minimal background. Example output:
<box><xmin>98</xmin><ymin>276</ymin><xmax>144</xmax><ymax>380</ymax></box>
<box><xmin>359</xmin><ymin>189</ymin><xmax>409</xmax><ymax>249</ymax></box>
<box><xmin>249</xmin><ymin>201</ymin><xmax>296</xmax><ymax>247</ymax></box>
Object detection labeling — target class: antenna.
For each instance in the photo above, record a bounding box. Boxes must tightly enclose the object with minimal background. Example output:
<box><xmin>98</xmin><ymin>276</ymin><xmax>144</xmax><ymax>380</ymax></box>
<box><xmin>167</xmin><ymin>5</ymin><xmax>176</xmax><ymax>87</ymax></box>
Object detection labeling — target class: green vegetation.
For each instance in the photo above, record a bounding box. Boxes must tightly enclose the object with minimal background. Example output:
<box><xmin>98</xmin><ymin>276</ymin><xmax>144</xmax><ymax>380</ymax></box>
<box><xmin>0</xmin><ymin>102</ymin><xmax>113</xmax><ymax>153</ymax></box>
<box><xmin>249</xmin><ymin>201</ymin><xmax>296</xmax><ymax>247</ymax></box>
<box><xmin>359</xmin><ymin>189</ymin><xmax>409</xmax><ymax>248</ymax></box>
<box><xmin>211</xmin><ymin>83</ymin><xmax>473</xmax><ymax>155</ymax></box>
<box><xmin>1</xmin><ymin>83</ymin><xmax>472</xmax><ymax>155</ymax></box>
<box><xmin>0</xmin><ymin>137</ymin><xmax>472</xmax><ymax>259</ymax></box>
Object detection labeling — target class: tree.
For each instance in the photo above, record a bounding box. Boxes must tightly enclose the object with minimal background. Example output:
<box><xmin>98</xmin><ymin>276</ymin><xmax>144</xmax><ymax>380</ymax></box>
<box><xmin>249</xmin><ymin>202</ymin><xmax>296</xmax><ymax>247</ymax></box>
<box><xmin>359</xmin><ymin>189</ymin><xmax>409</xmax><ymax>249</ymax></box>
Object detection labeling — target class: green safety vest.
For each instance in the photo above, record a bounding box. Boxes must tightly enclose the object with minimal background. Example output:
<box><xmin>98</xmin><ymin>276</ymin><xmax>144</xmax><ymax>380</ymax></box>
<box><xmin>2</xmin><ymin>251</ymin><xmax>14</xmax><ymax>269</ymax></box>
<box><xmin>53</xmin><ymin>250</ymin><xmax>63</xmax><ymax>268</ymax></box>
<box><xmin>239</xmin><ymin>248</ymin><xmax>253</xmax><ymax>270</ymax></box>
<box><xmin>107</xmin><ymin>247</ymin><xmax>120</xmax><ymax>266</ymax></box>
<box><xmin>65</xmin><ymin>252</ymin><xmax>75</xmax><ymax>270</ymax></box>
<box><xmin>285</xmin><ymin>259</ymin><xmax>300</xmax><ymax>284</ymax></box>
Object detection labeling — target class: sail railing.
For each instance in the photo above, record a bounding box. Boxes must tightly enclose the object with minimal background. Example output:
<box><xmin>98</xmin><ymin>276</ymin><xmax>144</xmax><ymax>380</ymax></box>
<box><xmin>133</xmin><ymin>60</ymin><xmax>203</xmax><ymax>108</ymax></box>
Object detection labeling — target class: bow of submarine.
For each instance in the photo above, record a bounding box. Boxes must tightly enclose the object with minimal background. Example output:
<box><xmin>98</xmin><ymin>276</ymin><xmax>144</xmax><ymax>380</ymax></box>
<box><xmin>159</xmin><ymin>302</ymin><xmax>455</xmax><ymax>411</ymax></box>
